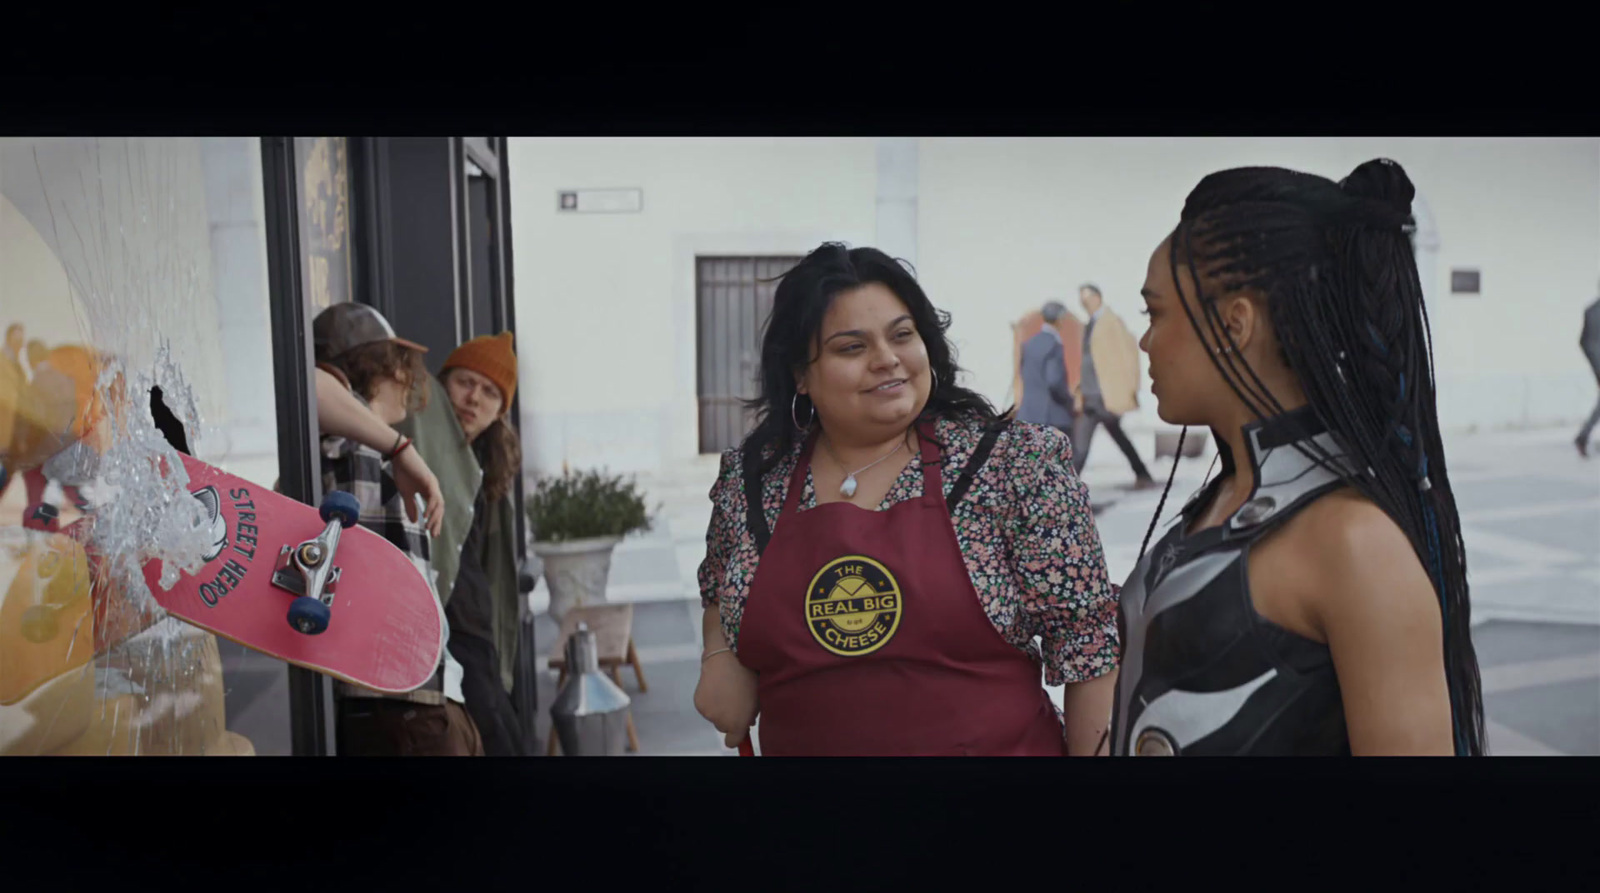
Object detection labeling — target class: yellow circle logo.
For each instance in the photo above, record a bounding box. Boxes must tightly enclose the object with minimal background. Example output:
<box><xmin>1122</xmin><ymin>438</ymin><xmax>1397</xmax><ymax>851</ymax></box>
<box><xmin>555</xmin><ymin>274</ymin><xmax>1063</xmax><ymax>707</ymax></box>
<box><xmin>805</xmin><ymin>555</ymin><xmax>903</xmax><ymax>657</ymax></box>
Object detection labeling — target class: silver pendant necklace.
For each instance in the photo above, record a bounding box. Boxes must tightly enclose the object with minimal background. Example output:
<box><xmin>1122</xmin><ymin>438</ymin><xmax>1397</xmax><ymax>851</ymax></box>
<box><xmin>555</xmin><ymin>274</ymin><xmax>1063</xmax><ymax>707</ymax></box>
<box><xmin>823</xmin><ymin>436</ymin><xmax>906</xmax><ymax>498</ymax></box>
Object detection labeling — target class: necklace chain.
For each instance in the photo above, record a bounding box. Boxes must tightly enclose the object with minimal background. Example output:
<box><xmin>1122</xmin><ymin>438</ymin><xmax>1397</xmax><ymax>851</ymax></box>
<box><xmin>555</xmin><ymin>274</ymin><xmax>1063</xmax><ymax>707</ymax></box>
<box><xmin>820</xmin><ymin>435</ymin><xmax>907</xmax><ymax>497</ymax></box>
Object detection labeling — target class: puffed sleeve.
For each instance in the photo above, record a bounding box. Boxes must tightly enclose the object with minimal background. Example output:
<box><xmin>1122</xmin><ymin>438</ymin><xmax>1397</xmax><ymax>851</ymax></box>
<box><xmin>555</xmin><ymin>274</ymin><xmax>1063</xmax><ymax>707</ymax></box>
<box><xmin>1001</xmin><ymin>423</ymin><xmax>1120</xmax><ymax>686</ymax></box>
<box><xmin>697</xmin><ymin>448</ymin><xmax>745</xmax><ymax>608</ymax></box>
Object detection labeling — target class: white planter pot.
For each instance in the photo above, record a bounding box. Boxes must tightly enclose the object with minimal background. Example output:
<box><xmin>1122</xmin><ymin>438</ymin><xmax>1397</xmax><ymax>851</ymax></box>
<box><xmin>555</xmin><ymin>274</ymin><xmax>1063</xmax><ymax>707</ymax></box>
<box><xmin>531</xmin><ymin>536</ymin><xmax>622</xmax><ymax>622</ymax></box>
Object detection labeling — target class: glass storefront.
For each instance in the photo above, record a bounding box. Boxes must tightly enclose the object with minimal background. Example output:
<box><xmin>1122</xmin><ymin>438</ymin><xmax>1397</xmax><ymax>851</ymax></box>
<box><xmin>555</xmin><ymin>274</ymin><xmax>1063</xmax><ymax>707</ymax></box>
<box><xmin>2</xmin><ymin>136</ymin><xmax>523</xmax><ymax>757</ymax></box>
<box><xmin>0</xmin><ymin>137</ymin><xmax>286</xmax><ymax>755</ymax></box>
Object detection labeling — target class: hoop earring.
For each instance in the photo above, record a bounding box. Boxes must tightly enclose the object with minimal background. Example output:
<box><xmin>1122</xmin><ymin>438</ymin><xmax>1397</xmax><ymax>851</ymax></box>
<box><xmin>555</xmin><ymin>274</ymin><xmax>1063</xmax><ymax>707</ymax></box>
<box><xmin>930</xmin><ymin>369</ymin><xmax>940</xmax><ymax>394</ymax></box>
<box><xmin>791</xmin><ymin>392</ymin><xmax>814</xmax><ymax>430</ymax></box>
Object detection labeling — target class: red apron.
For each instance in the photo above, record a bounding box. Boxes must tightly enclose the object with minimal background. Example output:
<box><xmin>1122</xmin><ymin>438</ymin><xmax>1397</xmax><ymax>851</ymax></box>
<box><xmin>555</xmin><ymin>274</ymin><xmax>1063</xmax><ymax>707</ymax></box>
<box><xmin>736</xmin><ymin>421</ymin><xmax>1065</xmax><ymax>756</ymax></box>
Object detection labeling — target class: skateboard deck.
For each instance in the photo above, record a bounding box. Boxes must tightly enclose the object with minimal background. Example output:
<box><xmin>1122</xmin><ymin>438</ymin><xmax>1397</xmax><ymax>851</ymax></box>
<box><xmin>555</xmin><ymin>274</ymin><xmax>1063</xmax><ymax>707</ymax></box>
<box><xmin>61</xmin><ymin>453</ymin><xmax>445</xmax><ymax>694</ymax></box>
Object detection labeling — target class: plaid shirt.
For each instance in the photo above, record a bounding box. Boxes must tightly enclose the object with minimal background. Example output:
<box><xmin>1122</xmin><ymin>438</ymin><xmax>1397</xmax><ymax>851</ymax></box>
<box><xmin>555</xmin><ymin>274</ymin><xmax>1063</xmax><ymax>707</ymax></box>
<box><xmin>321</xmin><ymin>396</ymin><xmax>463</xmax><ymax>706</ymax></box>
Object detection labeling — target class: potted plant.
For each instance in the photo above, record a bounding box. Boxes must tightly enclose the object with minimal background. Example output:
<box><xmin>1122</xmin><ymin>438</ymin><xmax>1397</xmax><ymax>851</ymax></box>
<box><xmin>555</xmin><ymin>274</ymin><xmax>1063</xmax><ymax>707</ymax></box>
<box><xmin>525</xmin><ymin>468</ymin><xmax>655</xmax><ymax>621</ymax></box>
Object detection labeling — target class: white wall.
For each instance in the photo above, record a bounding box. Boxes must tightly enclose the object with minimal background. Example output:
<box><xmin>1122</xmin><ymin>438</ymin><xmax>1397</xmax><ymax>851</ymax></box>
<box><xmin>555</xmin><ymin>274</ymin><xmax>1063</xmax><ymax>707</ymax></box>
<box><xmin>1</xmin><ymin>137</ymin><xmax>279</xmax><ymax>484</ymax></box>
<box><xmin>0</xmin><ymin>192</ymin><xmax>87</xmax><ymax>348</ymax></box>
<box><xmin>198</xmin><ymin>137</ymin><xmax>277</xmax><ymax>462</ymax></box>
<box><xmin>917</xmin><ymin>137</ymin><xmax>1600</xmax><ymax>438</ymax></box>
<box><xmin>0</xmin><ymin>138</ymin><xmax>231</xmax><ymax>431</ymax></box>
<box><xmin>508</xmin><ymin>138</ymin><xmax>878</xmax><ymax>477</ymax></box>
<box><xmin>507</xmin><ymin>137</ymin><xmax>1600</xmax><ymax>478</ymax></box>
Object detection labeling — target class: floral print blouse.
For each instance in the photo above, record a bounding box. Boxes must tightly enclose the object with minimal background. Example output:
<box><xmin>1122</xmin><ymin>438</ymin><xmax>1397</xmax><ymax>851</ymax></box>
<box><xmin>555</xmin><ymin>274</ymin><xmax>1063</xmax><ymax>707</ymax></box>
<box><xmin>697</xmin><ymin>412</ymin><xmax>1119</xmax><ymax>687</ymax></box>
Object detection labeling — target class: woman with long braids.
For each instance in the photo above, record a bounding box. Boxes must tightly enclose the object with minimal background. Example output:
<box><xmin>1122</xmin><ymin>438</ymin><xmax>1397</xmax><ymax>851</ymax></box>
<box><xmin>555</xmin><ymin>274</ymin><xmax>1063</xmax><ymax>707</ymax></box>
<box><xmin>694</xmin><ymin>243</ymin><xmax>1119</xmax><ymax>756</ymax></box>
<box><xmin>1110</xmin><ymin>159</ymin><xmax>1485</xmax><ymax>756</ymax></box>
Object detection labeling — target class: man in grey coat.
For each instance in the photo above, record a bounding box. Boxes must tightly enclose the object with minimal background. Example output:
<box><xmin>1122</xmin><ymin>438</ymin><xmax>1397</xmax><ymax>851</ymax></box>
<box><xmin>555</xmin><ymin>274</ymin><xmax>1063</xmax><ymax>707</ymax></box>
<box><xmin>1577</xmin><ymin>293</ymin><xmax>1600</xmax><ymax>457</ymax></box>
<box><xmin>1017</xmin><ymin>301</ymin><xmax>1076</xmax><ymax>434</ymax></box>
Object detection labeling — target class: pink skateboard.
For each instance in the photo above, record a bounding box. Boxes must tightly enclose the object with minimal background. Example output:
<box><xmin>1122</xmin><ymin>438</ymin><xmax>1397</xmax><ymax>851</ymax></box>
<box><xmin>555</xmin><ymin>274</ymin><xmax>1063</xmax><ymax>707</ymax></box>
<box><xmin>64</xmin><ymin>453</ymin><xmax>444</xmax><ymax>693</ymax></box>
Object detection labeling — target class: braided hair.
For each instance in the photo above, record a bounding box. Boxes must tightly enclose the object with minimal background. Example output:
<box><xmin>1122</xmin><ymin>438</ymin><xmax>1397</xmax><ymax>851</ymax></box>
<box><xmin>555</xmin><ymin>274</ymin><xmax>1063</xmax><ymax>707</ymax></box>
<box><xmin>1153</xmin><ymin>159</ymin><xmax>1484</xmax><ymax>756</ymax></box>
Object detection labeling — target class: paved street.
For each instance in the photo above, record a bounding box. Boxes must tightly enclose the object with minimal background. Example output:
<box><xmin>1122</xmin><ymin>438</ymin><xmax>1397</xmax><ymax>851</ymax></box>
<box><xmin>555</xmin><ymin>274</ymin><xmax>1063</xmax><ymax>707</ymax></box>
<box><xmin>530</xmin><ymin>423</ymin><xmax>1600</xmax><ymax>757</ymax></box>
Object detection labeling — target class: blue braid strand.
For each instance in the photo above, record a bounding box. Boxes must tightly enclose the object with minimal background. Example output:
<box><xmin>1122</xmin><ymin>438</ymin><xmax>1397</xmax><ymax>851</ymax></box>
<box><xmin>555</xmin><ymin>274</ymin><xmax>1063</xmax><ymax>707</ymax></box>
<box><xmin>1376</xmin><ymin>320</ymin><xmax>1469</xmax><ymax>752</ymax></box>
<box><xmin>1417</xmin><ymin>451</ymin><xmax>1466</xmax><ymax>755</ymax></box>
<box><xmin>1367</xmin><ymin>321</ymin><xmax>1386</xmax><ymax>353</ymax></box>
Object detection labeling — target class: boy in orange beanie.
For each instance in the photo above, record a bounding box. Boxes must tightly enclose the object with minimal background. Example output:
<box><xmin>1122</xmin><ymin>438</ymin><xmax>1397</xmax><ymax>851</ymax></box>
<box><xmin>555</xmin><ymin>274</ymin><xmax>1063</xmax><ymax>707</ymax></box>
<box><xmin>424</xmin><ymin>330</ymin><xmax>527</xmax><ymax>755</ymax></box>
<box><xmin>439</xmin><ymin>331</ymin><xmax>517</xmax><ymax>440</ymax></box>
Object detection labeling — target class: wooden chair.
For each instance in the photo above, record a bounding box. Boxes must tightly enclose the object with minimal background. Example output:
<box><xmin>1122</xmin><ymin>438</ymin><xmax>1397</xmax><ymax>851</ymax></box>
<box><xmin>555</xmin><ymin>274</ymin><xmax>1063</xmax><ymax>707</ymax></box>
<box><xmin>545</xmin><ymin>603</ymin><xmax>646</xmax><ymax>754</ymax></box>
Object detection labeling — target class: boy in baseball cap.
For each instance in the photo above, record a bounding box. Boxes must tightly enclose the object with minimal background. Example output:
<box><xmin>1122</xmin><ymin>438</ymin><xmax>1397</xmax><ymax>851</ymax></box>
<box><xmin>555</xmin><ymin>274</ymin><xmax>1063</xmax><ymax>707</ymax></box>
<box><xmin>312</xmin><ymin>302</ymin><xmax>482</xmax><ymax>756</ymax></box>
<box><xmin>313</xmin><ymin>302</ymin><xmax>430</xmax><ymax>364</ymax></box>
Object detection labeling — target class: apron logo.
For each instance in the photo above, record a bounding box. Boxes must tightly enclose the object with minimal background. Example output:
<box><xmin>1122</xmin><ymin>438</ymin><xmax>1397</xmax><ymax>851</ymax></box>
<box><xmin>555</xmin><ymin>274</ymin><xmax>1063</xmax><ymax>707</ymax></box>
<box><xmin>805</xmin><ymin>555</ymin><xmax>902</xmax><ymax>657</ymax></box>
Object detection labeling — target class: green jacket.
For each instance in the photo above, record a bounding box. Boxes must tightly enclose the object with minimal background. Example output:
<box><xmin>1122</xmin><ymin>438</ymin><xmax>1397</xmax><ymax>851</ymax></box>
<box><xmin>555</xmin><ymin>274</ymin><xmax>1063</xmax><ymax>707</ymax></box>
<box><xmin>399</xmin><ymin>376</ymin><xmax>522</xmax><ymax>693</ymax></box>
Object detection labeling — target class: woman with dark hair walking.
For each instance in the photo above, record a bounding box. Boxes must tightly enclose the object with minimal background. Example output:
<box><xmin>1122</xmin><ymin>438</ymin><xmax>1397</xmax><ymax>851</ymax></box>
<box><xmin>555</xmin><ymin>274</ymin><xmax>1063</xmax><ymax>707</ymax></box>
<box><xmin>694</xmin><ymin>243</ymin><xmax>1119</xmax><ymax>756</ymax></box>
<box><xmin>1111</xmin><ymin>159</ymin><xmax>1485</xmax><ymax>756</ymax></box>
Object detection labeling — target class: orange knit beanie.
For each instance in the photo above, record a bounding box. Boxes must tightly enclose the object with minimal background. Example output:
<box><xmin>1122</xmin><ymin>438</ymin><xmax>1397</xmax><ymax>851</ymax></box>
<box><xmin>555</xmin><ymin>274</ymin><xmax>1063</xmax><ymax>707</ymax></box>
<box><xmin>442</xmin><ymin>331</ymin><xmax>517</xmax><ymax>411</ymax></box>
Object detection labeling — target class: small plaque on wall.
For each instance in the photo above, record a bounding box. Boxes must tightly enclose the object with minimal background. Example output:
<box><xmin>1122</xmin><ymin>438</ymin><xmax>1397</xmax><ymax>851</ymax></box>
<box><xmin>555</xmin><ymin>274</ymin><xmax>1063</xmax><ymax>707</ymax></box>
<box><xmin>1450</xmin><ymin>269</ymin><xmax>1481</xmax><ymax>294</ymax></box>
<box><xmin>557</xmin><ymin>188</ymin><xmax>643</xmax><ymax>213</ymax></box>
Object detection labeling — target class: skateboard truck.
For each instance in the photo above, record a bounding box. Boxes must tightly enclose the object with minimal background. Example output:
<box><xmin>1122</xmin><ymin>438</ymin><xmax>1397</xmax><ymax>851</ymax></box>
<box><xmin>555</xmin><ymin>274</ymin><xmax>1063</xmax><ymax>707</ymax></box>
<box><xmin>271</xmin><ymin>491</ymin><xmax>362</xmax><ymax>635</ymax></box>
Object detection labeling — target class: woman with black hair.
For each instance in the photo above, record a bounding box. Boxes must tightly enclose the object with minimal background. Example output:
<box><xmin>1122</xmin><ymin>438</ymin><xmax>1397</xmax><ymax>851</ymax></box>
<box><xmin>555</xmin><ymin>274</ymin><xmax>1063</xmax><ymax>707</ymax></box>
<box><xmin>1111</xmin><ymin>159</ymin><xmax>1485</xmax><ymax>756</ymax></box>
<box><xmin>694</xmin><ymin>243</ymin><xmax>1119</xmax><ymax>756</ymax></box>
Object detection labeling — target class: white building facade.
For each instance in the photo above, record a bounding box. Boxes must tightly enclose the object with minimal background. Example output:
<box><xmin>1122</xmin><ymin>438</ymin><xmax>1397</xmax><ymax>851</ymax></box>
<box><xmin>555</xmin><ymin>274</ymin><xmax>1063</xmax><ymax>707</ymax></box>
<box><xmin>509</xmin><ymin>137</ymin><xmax>1600</xmax><ymax>478</ymax></box>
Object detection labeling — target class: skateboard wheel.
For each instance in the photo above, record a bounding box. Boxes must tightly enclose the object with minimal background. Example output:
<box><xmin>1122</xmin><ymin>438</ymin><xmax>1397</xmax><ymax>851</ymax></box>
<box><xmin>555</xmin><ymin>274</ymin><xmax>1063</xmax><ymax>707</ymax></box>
<box><xmin>20</xmin><ymin>605</ymin><xmax>60</xmax><ymax>643</ymax></box>
<box><xmin>319</xmin><ymin>491</ymin><xmax>362</xmax><ymax>529</ymax></box>
<box><xmin>287</xmin><ymin>596</ymin><xmax>331</xmax><ymax>635</ymax></box>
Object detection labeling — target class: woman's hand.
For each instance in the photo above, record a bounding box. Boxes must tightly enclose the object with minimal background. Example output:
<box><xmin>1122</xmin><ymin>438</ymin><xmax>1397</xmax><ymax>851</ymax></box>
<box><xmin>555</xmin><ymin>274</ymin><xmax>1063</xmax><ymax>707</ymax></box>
<box><xmin>391</xmin><ymin>445</ymin><xmax>444</xmax><ymax>538</ymax></box>
<box><xmin>694</xmin><ymin>650</ymin><xmax>760</xmax><ymax>747</ymax></box>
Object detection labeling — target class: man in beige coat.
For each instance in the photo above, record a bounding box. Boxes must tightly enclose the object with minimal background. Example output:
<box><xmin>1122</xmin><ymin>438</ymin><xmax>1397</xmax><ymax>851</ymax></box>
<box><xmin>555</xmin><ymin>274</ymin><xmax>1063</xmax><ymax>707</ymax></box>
<box><xmin>1072</xmin><ymin>284</ymin><xmax>1157</xmax><ymax>490</ymax></box>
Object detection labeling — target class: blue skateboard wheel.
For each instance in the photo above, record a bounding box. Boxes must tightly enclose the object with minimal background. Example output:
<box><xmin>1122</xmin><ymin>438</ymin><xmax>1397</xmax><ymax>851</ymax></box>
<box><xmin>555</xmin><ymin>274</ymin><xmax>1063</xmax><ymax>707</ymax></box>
<box><xmin>287</xmin><ymin>596</ymin><xmax>331</xmax><ymax>635</ymax></box>
<box><xmin>319</xmin><ymin>491</ymin><xmax>361</xmax><ymax>529</ymax></box>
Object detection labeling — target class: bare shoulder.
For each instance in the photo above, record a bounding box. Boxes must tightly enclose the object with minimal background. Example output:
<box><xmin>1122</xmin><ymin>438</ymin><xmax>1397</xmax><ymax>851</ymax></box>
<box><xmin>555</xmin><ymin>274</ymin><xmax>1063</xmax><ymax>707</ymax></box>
<box><xmin>1286</xmin><ymin>488</ymin><xmax>1438</xmax><ymax>632</ymax></box>
<box><xmin>1294</xmin><ymin>489</ymin><xmax>1419</xmax><ymax>569</ymax></box>
<box><xmin>1278</xmin><ymin>488</ymin><xmax>1456</xmax><ymax>754</ymax></box>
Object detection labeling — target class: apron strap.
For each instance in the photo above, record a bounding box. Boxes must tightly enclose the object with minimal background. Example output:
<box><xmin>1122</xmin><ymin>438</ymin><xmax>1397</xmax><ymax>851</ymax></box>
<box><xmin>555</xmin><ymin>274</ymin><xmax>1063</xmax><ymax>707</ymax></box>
<box><xmin>748</xmin><ymin>421</ymin><xmax>1007</xmax><ymax>552</ymax></box>
<box><xmin>744</xmin><ymin>420</ymin><xmax>1004</xmax><ymax>551</ymax></box>
<box><xmin>945</xmin><ymin>420</ymin><xmax>1008</xmax><ymax>511</ymax></box>
<box><xmin>742</xmin><ymin>441</ymin><xmax>772</xmax><ymax>555</ymax></box>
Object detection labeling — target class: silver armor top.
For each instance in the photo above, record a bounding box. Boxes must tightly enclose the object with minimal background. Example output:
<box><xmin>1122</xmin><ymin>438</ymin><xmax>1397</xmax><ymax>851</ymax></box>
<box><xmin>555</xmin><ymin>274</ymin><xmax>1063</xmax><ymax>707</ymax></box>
<box><xmin>1111</xmin><ymin>407</ymin><xmax>1359</xmax><ymax>756</ymax></box>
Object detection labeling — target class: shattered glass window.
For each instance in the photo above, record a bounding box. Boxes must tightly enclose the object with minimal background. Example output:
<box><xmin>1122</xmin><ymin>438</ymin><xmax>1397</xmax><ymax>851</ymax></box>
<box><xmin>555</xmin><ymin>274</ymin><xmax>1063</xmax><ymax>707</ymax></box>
<box><xmin>1</xmin><ymin>138</ymin><xmax>285</xmax><ymax>755</ymax></box>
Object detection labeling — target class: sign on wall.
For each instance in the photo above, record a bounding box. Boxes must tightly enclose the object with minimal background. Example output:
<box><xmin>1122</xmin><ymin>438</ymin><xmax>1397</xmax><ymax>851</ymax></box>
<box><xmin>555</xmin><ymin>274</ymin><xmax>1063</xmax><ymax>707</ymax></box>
<box><xmin>1450</xmin><ymin>269</ymin><xmax>1481</xmax><ymax>295</ymax></box>
<box><xmin>557</xmin><ymin>188</ymin><xmax>643</xmax><ymax>214</ymax></box>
